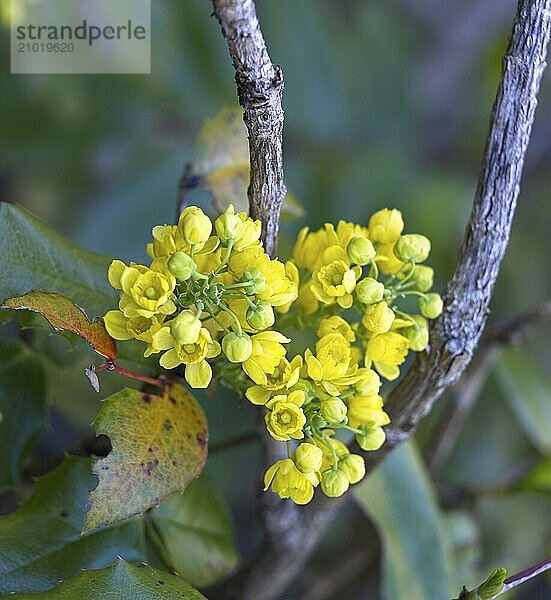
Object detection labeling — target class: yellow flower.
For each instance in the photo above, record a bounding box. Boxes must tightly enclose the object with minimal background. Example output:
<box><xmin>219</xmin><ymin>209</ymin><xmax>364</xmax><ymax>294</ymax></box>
<box><xmin>362</xmin><ymin>302</ymin><xmax>395</xmax><ymax>334</ymax></box>
<box><xmin>245</xmin><ymin>355</ymin><xmax>303</xmax><ymax>405</ymax></box>
<box><xmin>155</xmin><ymin>327</ymin><xmax>221</xmax><ymax>388</ymax></box>
<box><xmin>409</xmin><ymin>265</ymin><xmax>434</xmax><ymax>292</ymax></box>
<box><xmin>317</xmin><ymin>315</ymin><xmax>355</xmax><ymax>342</ymax></box>
<box><xmin>368</xmin><ymin>208</ymin><xmax>404</xmax><ymax>244</ymax></box>
<box><xmin>265</xmin><ymin>391</ymin><xmax>306</xmax><ymax>441</ymax></box>
<box><xmin>293</xmin><ymin>225</ymin><xmax>336</xmax><ymax>272</ymax></box>
<box><xmin>108</xmin><ymin>260</ymin><xmax>176</xmax><ymax>319</ymax></box>
<box><xmin>305</xmin><ymin>333</ymin><xmax>360</xmax><ymax>396</ymax></box>
<box><xmin>264</xmin><ymin>459</ymin><xmax>319</xmax><ymax>505</ymax></box>
<box><xmin>311</xmin><ymin>260</ymin><xmax>360</xmax><ymax>308</ymax></box>
<box><xmin>242</xmin><ymin>331</ymin><xmax>290</xmax><ymax>385</ymax></box>
<box><xmin>366</xmin><ymin>332</ymin><xmax>409</xmax><ymax>366</ymax></box>
<box><xmin>178</xmin><ymin>206</ymin><xmax>212</xmax><ymax>246</ymax></box>
<box><xmin>376</xmin><ymin>242</ymin><xmax>406</xmax><ymax>275</ymax></box>
<box><xmin>233</xmin><ymin>212</ymin><xmax>262</xmax><ymax>251</ymax></box>
<box><xmin>103</xmin><ymin>311</ymin><xmax>165</xmax><ymax>357</ymax></box>
<box><xmin>277</xmin><ymin>261</ymin><xmax>300</xmax><ymax>314</ymax></box>
<box><xmin>347</xmin><ymin>395</ymin><xmax>390</xmax><ymax>430</ymax></box>
<box><xmin>295</xmin><ymin>281</ymin><xmax>320</xmax><ymax>315</ymax></box>
<box><xmin>257</xmin><ymin>259</ymin><xmax>298</xmax><ymax>308</ymax></box>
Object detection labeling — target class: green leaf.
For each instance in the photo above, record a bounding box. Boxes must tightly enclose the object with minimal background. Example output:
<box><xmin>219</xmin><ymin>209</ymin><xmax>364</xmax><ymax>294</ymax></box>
<box><xmin>2</xmin><ymin>291</ymin><xmax>117</xmax><ymax>360</ymax></box>
<box><xmin>151</xmin><ymin>475</ymin><xmax>239</xmax><ymax>587</ymax></box>
<box><xmin>0</xmin><ymin>203</ymin><xmax>116</xmax><ymax>318</ymax></box>
<box><xmin>353</xmin><ymin>442</ymin><xmax>452</xmax><ymax>600</ymax></box>
<box><xmin>85</xmin><ymin>384</ymin><xmax>208</xmax><ymax>531</ymax></box>
<box><xmin>0</xmin><ymin>456</ymin><xmax>147</xmax><ymax>594</ymax></box>
<box><xmin>0</xmin><ymin>332</ymin><xmax>46</xmax><ymax>489</ymax></box>
<box><xmin>495</xmin><ymin>348</ymin><xmax>551</xmax><ymax>453</ymax></box>
<box><xmin>10</xmin><ymin>559</ymin><xmax>206</xmax><ymax>599</ymax></box>
<box><xmin>518</xmin><ymin>457</ymin><xmax>551</xmax><ymax>494</ymax></box>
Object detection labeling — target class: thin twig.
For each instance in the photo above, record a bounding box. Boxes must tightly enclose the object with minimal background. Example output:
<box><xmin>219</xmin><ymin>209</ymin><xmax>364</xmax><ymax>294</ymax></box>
<box><xmin>497</xmin><ymin>555</ymin><xmax>551</xmax><ymax>597</ymax></box>
<box><xmin>212</xmin><ymin>0</ymin><xmax>286</xmax><ymax>258</ymax></box>
<box><xmin>430</xmin><ymin>299</ymin><xmax>551</xmax><ymax>472</ymax></box>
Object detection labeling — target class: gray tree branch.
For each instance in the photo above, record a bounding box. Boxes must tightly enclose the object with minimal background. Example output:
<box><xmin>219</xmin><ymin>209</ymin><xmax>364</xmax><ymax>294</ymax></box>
<box><xmin>212</xmin><ymin>0</ymin><xmax>286</xmax><ymax>259</ymax></box>
<box><xmin>211</xmin><ymin>0</ymin><xmax>551</xmax><ymax>598</ymax></box>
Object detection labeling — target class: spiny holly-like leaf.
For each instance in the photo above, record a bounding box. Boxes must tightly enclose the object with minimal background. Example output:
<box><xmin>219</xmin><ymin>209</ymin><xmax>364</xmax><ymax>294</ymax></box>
<box><xmin>151</xmin><ymin>476</ymin><xmax>239</xmax><ymax>587</ymax></box>
<box><xmin>0</xmin><ymin>203</ymin><xmax>116</xmax><ymax>318</ymax></box>
<box><xmin>84</xmin><ymin>384</ymin><xmax>208</xmax><ymax>531</ymax></box>
<box><xmin>0</xmin><ymin>332</ymin><xmax>46</xmax><ymax>489</ymax></box>
<box><xmin>2</xmin><ymin>291</ymin><xmax>117</xmax><ymax>360</ymax></box>
<box><xmin>10</xmin><ymin>559</ymin><xmax>206</xmax><ymax>599</ymax></box>
<box><xmin>0</xmin><ymin>457</ymin><xmax>147</xmax><ymax>594</ymax></box>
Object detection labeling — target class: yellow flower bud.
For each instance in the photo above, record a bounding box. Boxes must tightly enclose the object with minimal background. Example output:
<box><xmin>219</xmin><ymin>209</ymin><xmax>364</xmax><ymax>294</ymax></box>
<box><xmin>418</xmin><ymin>293</ymin><xmax>443</xmax><ymax>319</ymax></box>
<box><xmin>354</xmin><ymin>369</ymin><xmax>381</xmax><ymax>397</ymax></box>
<box><xmin>346</xmin><ymin>237</ymin><xmax>376</xmax><ymax>266</ymax></box>
<box><xmin>362</xmin><ymin>302</ymin><xmax>395</xmax><ymax>334</ymax></box>
<box><xmin>368</xmin><ymin>208</ymin><xmax>404</xmax><ymax>244</ymax></box>
<box><xmin>321</xmin><ymin>469</ymin><xmax>349</xmax><ymax>497</ymax></box>
<box><xmin>394</xmin><ymin>234</ymin><xmax>431</xmax><ymax>263</ymax></box>
<box><xmin>320</xmin><ymin>397</ymin><xmax>347</xmax><ymax>424</ymax></box>
<box><xmin>339</xmin><ymin>454</ymin><xmax>366</xmax><ymax>484</ymax></box>
<box><xmin>246</xmin><ymin>301</ymin><xmax>275</xmax><ymax>330</ymax></box>
<box><xmin>356</xmin><ymin>278</ymin><xmax>385</xmax><ymax>305</ymax></box>
<box><xmin>222</xmin><ymin>332</ymin><xmax>253</xmax><ymax>363</ymax></box>
<box><xmin>294</xmin><ymin>443</ymin><xmax>323</xmax><ymax>474</ymax></box>
<box><xmin>356</xmin><ymin>426</ymin><xmax>386</xmax><ymax>451</ymax></box>
<box><xmin>167</xmin><ymin>251</ymin><xmax>196</xmax><ymax>281</ymax></box>
<box><xmin>411</xmin><ymin>265</ymin><xmax>434</xmax><ymax>292</ymax></box>
<box><xmin>215</xmin><ymin>204</ymin><xmax>244</xmax><ymax>245</ymax></box>
<box><xmin>170</xmin><ymin>310</ymin><xmax>202</xmax><ymax>345</ymax></box>
<box><xmin>403</xmin><ymin>315</ymin><xmax>429</xmax><ymax>351</ymax></box>
<box><xmin>178</xmin><ymin>206</ymin><xmax>212</xmax><ymax>245</ymax></box>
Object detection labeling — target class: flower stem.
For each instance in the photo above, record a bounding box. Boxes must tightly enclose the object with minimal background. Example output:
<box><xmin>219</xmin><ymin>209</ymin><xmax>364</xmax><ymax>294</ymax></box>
<box><xmin>95</xmin><ymin>361</ymin><xmax>167</xmax><ymax>389</ymax></box>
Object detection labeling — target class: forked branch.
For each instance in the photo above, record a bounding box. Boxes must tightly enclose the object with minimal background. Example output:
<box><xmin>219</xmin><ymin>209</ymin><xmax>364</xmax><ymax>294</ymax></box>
<box><xmin>211</xmin><ymin>1</ymin><xmax>551</xmax><ymax>598</ymax></box>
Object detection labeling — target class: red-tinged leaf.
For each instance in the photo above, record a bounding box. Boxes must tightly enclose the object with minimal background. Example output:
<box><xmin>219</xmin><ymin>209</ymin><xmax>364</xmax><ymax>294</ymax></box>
<box><xmin>1</xmin><ymin>291</ymin><xmax>117</xmax><ymax>360</ymax></box>
<box><xmin>84</xmin><ymin>383</ymin><xmax>208</xmax><ymax>531</ymax></box>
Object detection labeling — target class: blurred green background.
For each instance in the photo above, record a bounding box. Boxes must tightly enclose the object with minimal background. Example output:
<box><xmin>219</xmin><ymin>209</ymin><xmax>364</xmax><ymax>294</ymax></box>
<box><xmin>1</xmin><ymin>0</ymin><xmax>551</xmax><ymax>598</ymax></box>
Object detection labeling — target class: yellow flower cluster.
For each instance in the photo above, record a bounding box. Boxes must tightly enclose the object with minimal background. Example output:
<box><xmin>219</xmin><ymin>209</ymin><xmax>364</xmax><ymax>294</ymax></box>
<box><xmin>103</xmin><ymin>205</ymin><xmax>441</xmax><ymax>505</ymax></box>
<box><xmin>252</xmin><ymin>208</ymin><xmax>442</xmax><ymax>504</ymax></box>
<box><xmin>104</xmin><ymin>205</ymin><xmax>297</xmax><ymax>388</ymax></box>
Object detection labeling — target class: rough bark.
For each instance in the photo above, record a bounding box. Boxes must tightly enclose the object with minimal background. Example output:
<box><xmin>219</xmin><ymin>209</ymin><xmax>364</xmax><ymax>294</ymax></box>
<box><xmin>212</xmin><ymin>0</ymin><xmax>286</xmax><ymax>258</ymax></box>
<box><xmin>212</xmin><ymin>0</ymin><xmax>551</xmax><ymax>598</ymax></box>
